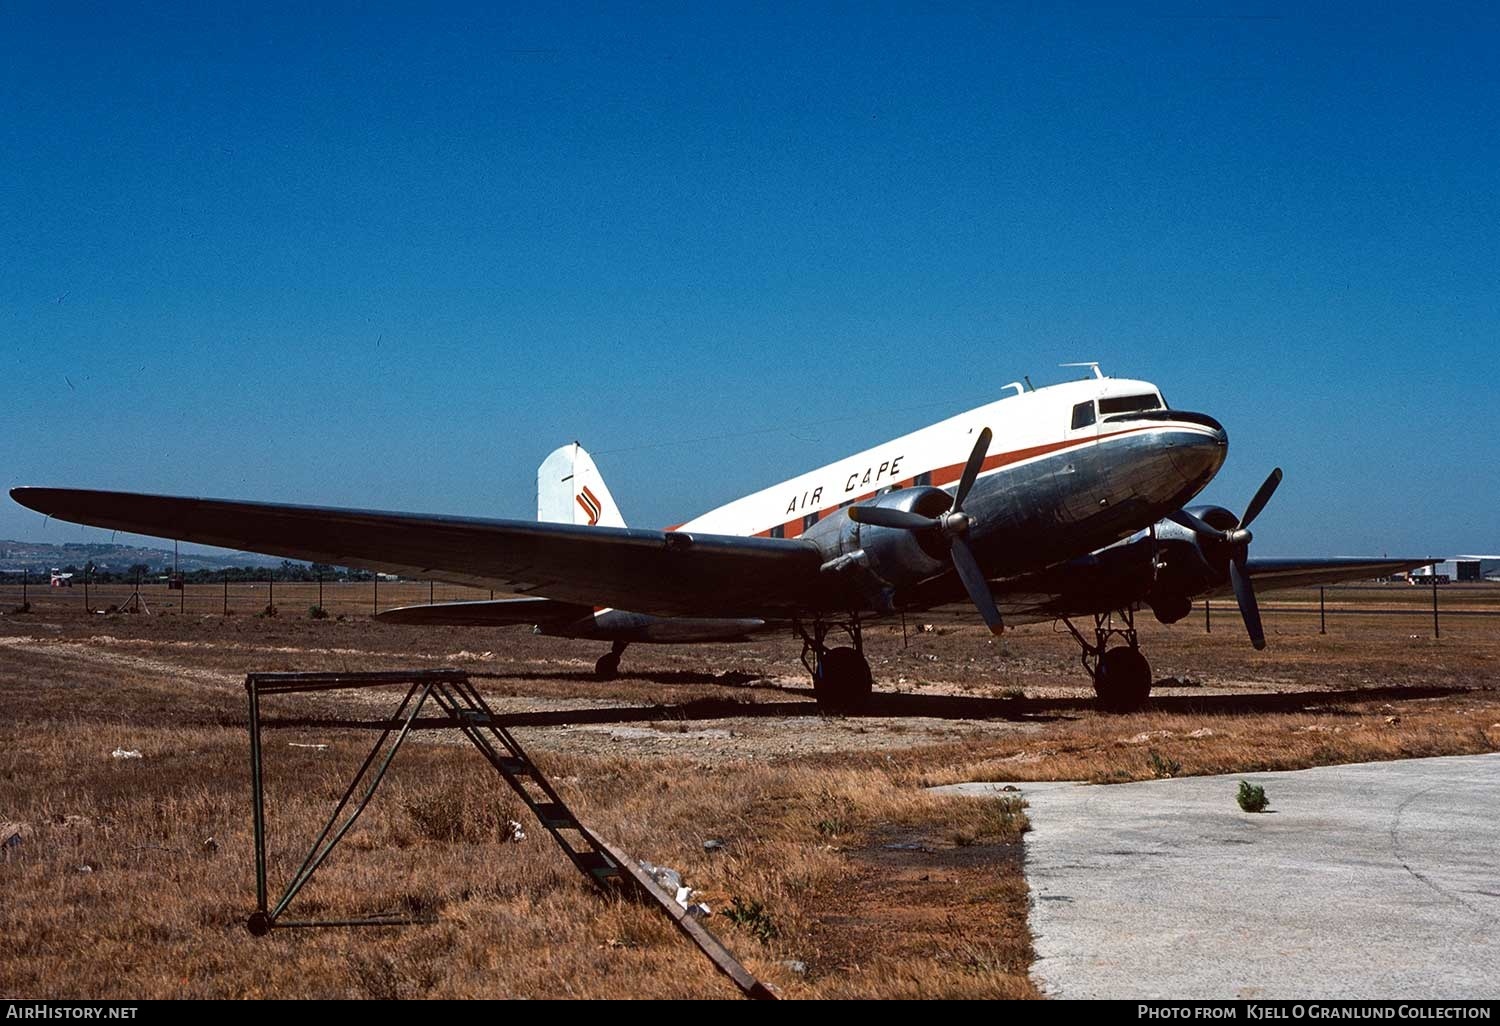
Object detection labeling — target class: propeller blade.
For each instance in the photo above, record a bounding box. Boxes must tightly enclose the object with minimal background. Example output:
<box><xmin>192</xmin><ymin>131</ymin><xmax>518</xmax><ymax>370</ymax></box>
<box><xmin>1166</xmin><ymin>508</ymin><xmax>1225</xmax><ymax>540</ymax></box>
<box><xmin>953</xmin><ymin>427</ymin><xmax>993</xmax><ymax>511</ymax></box>
<box><xmin>950</xmin><ymin>536</ymin><xmax>1004</xmax><ymax>635</ymax></box>
<box><xmin>847</xmin><ymin>506</ymin><xmax>941</xmax><ymax>531</ymax></box>
<box><xmin>1238</xmin><ymin>467</ymin><xmax>1283</xmax><ymax>530</ymax></box>
<box><xmin>1229</xmin><ymin>555</ymin><xmax>1265</xmax><ymax>650</ymax></box>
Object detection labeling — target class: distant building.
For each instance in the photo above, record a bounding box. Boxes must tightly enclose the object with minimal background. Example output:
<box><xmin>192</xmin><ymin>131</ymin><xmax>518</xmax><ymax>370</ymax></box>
<box><xmin>1406</xmin><ymin>557</ymin><xmax>1500</xmax><ymax>584</ymax></box>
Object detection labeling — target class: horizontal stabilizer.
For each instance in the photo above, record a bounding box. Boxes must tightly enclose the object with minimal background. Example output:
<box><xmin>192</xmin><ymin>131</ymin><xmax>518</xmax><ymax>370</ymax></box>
<box><xmin>374</xmin><ymin>597</ymin><xmax>593</xmax><ymax>627</ymax></box>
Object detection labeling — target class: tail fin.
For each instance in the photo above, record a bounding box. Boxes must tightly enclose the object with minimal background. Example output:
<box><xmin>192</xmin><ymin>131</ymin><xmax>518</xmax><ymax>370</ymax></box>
<box><xmin>536</xmin><ymin>442</ymin><xmax>627</xmax><ymax>527</ymax></box>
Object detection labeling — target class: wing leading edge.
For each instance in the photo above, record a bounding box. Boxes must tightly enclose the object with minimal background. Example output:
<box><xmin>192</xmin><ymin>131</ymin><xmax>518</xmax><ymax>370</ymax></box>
<box><xmin>9</xmin><ymin>487</ymin><xmax>827</xmax><ymax>618</ymax></box>
<box><xmin>1226</xmin><ymin>557</ymin><xmax>1434</xmax><ymax>595</ymax></box>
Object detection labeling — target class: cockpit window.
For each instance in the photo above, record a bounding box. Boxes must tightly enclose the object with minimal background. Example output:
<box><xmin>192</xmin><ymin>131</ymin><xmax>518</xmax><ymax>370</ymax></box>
<box><xmin>1070</xmin><ymin>401</ymin><xmax>1096</xmax><ymax>430</ymax></box>
<box><xmin>1098</xmin><ymin>393</ymin><xmax>1162</xmax><ymax>416</ymax></box>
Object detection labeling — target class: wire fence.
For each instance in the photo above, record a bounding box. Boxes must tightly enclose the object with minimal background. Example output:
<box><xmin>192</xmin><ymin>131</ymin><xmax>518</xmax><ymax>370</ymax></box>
<box><xmin>1</xmin><ymin>576</ymin><xmax>1496</xmax><ymax>639</ymax></box>
<box><xmin>0</xmin><ymin>576</ymin><xmax>497</xmax><ymax>619</ymax></box>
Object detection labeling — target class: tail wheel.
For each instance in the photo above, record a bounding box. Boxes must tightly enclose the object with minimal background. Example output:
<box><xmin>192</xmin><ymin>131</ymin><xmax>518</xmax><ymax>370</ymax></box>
<box><xmin>1094</xmin><ymin>646</ymin><xmax>1152</xmax><ymax>712</ymax></box>
<box><xmin>814</xmin><ymin>646</ymin><xmax>872</xmax><ymax>714</ymax></box>
<box><xmin>594</xmin><ymin>652</ymin><xmax>621</xmax><ymax>679</ymax></box>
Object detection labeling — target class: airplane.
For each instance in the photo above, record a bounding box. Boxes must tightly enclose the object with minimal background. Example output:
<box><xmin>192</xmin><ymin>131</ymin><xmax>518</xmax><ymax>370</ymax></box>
<box><xmin>9</xmin><ymin>365</ymin><xmax>1428</xmax><ymax>712</ymax></box>
<box><xmin>49</xmin><ymin>568</ymin><xmax>74</xmax><ymax>588</ymax></box>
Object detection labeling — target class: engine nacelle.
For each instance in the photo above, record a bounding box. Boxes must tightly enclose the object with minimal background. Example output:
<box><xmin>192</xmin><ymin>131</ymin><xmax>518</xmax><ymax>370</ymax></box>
<box><xmin>802</xmin><ymin>487</ymin><xmax>955</xmax><ymax>609</ymax></box>
<box><xmin>1145</xmin><ymin>504</ymin><xmax>1238</xmax><ymax>622</ymax></box>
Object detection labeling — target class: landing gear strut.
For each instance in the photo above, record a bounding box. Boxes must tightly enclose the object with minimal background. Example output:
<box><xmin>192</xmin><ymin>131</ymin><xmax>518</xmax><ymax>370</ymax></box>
<box><xmin>795</xmin><ymin>617</ymin><xmax>872</xmax><ymax>714</ymax></box>
<box><xmin>1062</xmin><ymin>608</ymin><xmax>1153</xmax><ymax>712</ymax></box>
<box><xmin>594</xmin><ymin>640</ymin><xmax>628</xmax><ymax>680</ymax></box>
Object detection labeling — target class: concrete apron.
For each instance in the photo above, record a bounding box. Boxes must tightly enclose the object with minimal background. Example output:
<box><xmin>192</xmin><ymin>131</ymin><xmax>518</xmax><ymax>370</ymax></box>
<box><xmin>932</xmin><ymin>753</ymin><xmax>1500</xmax><ymax>999</ymax></box>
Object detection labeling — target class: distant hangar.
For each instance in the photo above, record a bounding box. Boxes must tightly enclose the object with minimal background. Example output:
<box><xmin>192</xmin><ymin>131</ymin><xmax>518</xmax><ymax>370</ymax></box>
<box><xmin>1406</xmin><ymin>557</ymin><xmax>1500</xmax><ymax>583</ymax></box>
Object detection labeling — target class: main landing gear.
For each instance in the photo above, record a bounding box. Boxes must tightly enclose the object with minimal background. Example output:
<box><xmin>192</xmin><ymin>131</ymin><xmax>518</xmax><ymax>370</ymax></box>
<box><xmin>796</xmin><ymin>617</ymin><xmax>873</xmax><ymax>714</ymax></box>
<box><xmin>1062</xmin><ymin>608</ymin><xmax>1153</xmax><ymax>712</ymax></box>
<box><xmin>594</xmin><ymin>640</ymin><xmax>628</xmax><ymax>679</ymax></box>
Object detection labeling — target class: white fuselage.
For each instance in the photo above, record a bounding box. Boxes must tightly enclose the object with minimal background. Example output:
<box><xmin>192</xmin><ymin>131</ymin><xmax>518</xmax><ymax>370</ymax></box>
<box><xmin>677</xmin><ymin>377</ymin><xmax>1180</xmax><ymax>539</ymax></box>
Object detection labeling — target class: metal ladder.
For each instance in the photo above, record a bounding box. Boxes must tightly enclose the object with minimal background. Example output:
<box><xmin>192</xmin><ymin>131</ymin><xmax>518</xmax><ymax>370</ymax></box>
<box><xmin>429</xmin><ymin>674</ymin><xmax>624</xmax><ymax>888</ymax></box>
<box><xmin>244</xmin><ymin>668</ymin><xmax>775</xmax><ymax>999</ymax></box>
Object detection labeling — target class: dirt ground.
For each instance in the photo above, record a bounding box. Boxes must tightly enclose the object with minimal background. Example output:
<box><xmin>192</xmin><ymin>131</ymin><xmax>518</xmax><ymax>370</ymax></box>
<box><xmin>2</xmin><ymin>582</ymin><xmax>1497</xmax><ymax>999</ymax></box>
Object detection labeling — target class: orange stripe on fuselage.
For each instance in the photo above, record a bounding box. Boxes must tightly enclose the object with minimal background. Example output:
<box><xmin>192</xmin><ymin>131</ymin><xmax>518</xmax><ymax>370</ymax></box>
<box><xmin>676</xmin><ymin>423</ymin><xmax>1198</xmax><ymax>540</ymax></box>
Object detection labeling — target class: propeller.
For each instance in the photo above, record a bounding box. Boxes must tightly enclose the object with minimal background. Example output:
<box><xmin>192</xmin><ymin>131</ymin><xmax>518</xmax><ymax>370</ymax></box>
<box><xmin>848</xmin><ymin>428</ymin><xmax>1004</xmax><ymax>634</ymax></box>
<box><xmin>1167</xmin><ymin>467</ymin><xmax>1284</xmax><ymax>650</ymax></box>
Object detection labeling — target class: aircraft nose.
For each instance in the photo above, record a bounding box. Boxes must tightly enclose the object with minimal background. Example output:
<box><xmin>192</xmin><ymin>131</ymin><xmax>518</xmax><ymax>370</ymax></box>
<box><xmin>1166</xmin><ymin>411</ymin><xmax>1228</xmax><ymax>487</ymax></box>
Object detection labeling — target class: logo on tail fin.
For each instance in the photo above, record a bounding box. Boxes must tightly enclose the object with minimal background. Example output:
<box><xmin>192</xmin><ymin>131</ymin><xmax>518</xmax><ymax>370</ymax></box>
<box><xmin>575</xmin><ymin>486</ymin><xmax>602</xmax><ymax>526</ymax></box>
<box><xmin>538</xmin><ymin>442</ymin><xmax>628</xmax><ymax>528</ymax></box>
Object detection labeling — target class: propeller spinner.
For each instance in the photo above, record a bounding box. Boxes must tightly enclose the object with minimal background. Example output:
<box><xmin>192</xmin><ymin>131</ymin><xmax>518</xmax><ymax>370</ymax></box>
<box><xmin>1167</xmin><ymin>467</ymin><xmax>1284</xmax><ymax>650</ymax></box>
<box><xmin>849</xmin><ymin>428</ymin><xmax>1004</xmax><ymax>635</ymax></box>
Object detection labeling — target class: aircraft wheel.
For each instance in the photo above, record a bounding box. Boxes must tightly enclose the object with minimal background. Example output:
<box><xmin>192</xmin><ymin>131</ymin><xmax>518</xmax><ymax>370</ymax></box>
<box><xmin>594</xmin><ymin>652</ymin><xmax>621</xmax><ymax>679</ymax></box>
<box><xmin>814</xmin><ymin>646</ymin><xmax>872</xmax><ymax>714</ymax></box>
<box><xmin>1093</xmin><ymin>646</ymin><xmax>1152</xmax><ymax>712</ymax></box>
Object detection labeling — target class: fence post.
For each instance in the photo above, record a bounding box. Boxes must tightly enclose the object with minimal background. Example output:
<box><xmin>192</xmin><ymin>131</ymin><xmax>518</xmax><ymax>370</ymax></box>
<box><xmin>317</xmin><ymin>573</ymin><xmax>323</xmax><ymax>613</ymax></box>
<box><xmin>1204</xmin><ymin>599</ymin><xmax>1211</xmax><ymax>634</ymax></box>
<box><xmin>268</xmin><ymin>572</ymin><xmax>274</xmax><ymax>614</ymax></box>
<box><xmin>1319</xmin><ymin>587</ymin><xmax>1326</xmax><ymax>635</ymax></box>
<box><xmin>223</xmin><ymin>570</ymin><xmax>229</xmax><ymax>616</ymax></box>
<box><xmin>373</xmin><ymin>575</ymin><xmax>378</xmax><ymax>615</ymax></box>
<box><xmin>22</xmin><ymin>568</ymin><xmax>27</xmax><ymax>608</ymax></box>
<box><xmin>84</xmin><ymin>565</ymin><xmax>89</xmax><ymax>614</ymax></box>
<box><xmin>429</xmin><ymin>580</ymin><xmax>434</xmax><ymax>605</ymax></box>
<box><xmin>1432</xmin><ymin>573</ymin><xmax>1440</xmax><ymax>639</ymax></box>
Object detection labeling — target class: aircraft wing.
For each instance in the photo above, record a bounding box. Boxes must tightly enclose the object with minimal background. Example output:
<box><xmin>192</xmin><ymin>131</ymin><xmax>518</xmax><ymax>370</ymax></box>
<box><xmin>1221</xmin><ymin>557</ymin><xmax>1433</xmax><ymax>595</ymax></box>
<box><xmin>9</xmin><ymin>487</ymin><xmax>828</xmax><ymax>618</ymax></box>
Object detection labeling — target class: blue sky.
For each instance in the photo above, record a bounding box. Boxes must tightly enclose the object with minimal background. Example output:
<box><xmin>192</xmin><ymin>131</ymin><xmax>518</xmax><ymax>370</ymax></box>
<box><xmin>2</xmin><ymin>2</ymin><xmax>1496</xmax><ymax>558</ymax></box>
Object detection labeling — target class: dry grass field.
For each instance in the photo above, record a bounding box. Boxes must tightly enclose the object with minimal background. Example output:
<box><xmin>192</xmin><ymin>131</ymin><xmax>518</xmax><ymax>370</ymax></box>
<box><xmin>2</xmin><ymin>581</ymin><xmax>1498</xmax><ymax>999</ymax></box>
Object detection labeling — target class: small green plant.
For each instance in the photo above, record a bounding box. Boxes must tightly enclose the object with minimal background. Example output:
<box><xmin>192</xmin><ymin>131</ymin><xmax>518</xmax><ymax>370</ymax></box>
<box><xmin>724</xmin><ymin>896</ymin><xmax>779</xmax><ymax>944</ymax></box>
<box><xmin>1148</xmin><ymin>750</ymin><xmax>1182</xmax><ymax>779</ymax></box>
<box><xmin>308</xmin><ymin>605</ymin><xmax>329</xmax><ymax>619</ymax></box>
<box><xmin>258</xmin><ymin>604</ymin><xmax>278</xmax><ymax>618</ymax></box>
<box><xmin>1237</xmin><ymin>780</ymin><xmax>1269</xmax><ymax>813</ymax></box>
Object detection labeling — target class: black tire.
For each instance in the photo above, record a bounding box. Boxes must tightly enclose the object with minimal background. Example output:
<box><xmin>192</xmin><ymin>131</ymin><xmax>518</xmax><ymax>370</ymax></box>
<box><xmin>594</xmin><ymin>652</ymin><xmax>620</xmax><ymax>679</ymax></box>
<box><xmin>814</xmin><ymin>646</ymin><xmax>873</xmax><ymax>714</ymax></box>
<box><xmin>1093</xmin><ymin>646</ymin><xmax>1152</xmax><ymax>712</ymax></box>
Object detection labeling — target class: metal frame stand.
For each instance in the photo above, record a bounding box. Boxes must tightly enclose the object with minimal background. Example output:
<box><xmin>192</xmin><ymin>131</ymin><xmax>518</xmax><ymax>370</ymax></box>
<box><xmin>244</xmin><ymin>668</ymin><xmax>775</xmax><ymax>999</ymax></box>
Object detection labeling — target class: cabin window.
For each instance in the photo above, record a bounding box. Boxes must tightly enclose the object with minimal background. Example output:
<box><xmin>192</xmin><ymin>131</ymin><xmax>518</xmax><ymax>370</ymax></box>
<box><xmin>802</xmin><ymin>512</ymin><xmax>819</xmax><ymax>532</ymax></box>
<box><xmin>915</xmin><ymin>471</ymin><xmax>932</xmax><ymax>487</ymax></box>
<box><xmin>1098</xmin><ymin>393</ymin><xmax>1162</xmax><ymax>416</ymax></box>
<box><xmin>770</xmin><ymin>524</ymin><xmax>785</xmax><ymax>539</ymax></box>
<box><xmin>1071</xmin><ymin>401</ymin><xmax>1096</xmax><ymax>430</ymax></box>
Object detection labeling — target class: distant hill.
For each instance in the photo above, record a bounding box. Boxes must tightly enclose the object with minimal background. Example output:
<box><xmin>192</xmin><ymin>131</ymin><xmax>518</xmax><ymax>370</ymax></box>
<box><xmin>0</xmin><ymin>539</ymin><xmax>287</xmax><ymax>574</ymax></box>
